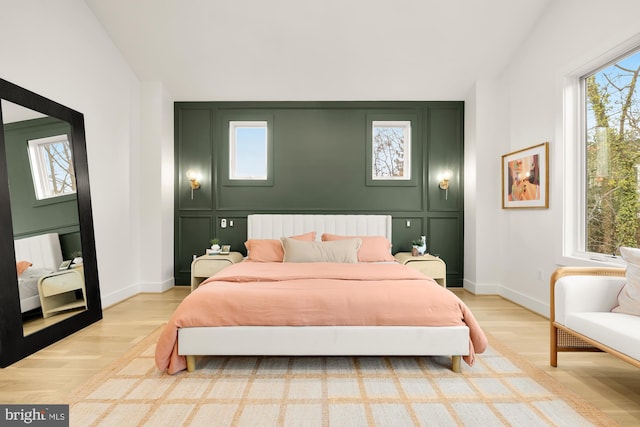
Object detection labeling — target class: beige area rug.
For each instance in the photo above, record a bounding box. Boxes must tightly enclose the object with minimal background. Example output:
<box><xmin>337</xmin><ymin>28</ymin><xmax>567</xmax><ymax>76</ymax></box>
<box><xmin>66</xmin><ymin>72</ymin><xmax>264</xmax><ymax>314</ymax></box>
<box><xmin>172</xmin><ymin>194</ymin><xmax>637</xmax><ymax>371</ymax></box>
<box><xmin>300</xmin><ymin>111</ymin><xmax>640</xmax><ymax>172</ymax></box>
<box><xmin>68</xmin><ymin>326</ymin><xmax>617</xmax><ymax>427</ymax></box>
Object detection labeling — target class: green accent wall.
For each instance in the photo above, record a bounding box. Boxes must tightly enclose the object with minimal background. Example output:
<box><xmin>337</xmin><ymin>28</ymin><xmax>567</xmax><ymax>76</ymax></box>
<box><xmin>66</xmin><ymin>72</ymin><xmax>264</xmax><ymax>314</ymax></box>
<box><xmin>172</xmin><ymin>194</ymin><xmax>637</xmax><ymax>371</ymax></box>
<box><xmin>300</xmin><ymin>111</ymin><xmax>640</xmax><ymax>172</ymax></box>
<box><xmin>175</xmin><ymin>101</ymin><xmax>464</xmax><ymax>286</ymax></box>
<box><xmin>4</xmin><ymin>117</ymin><xmax>81</xmax><ymax>258</ymax></box>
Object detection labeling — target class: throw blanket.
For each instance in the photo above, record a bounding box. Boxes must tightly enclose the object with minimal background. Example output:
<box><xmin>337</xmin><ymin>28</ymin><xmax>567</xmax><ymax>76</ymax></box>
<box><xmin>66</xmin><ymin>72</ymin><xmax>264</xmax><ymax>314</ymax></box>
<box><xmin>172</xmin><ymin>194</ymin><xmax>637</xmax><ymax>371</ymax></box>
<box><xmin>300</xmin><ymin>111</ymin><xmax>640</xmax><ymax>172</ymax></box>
<box><xmin>156</xmin><ymin>262</ymin><xmax>488</xmax><ymax>374</ymax></box>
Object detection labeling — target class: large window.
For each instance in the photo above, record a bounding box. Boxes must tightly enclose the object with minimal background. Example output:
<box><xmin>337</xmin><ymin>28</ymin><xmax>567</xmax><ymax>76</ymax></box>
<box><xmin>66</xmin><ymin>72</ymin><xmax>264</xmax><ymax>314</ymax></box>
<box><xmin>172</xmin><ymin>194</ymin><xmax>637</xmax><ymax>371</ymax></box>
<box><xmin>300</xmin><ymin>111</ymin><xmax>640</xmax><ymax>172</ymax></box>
<box><xmin>27</xmin><ymin>134</ymin><xmax>76</xmax><ymax>200</ymax></box>
<box><xmin>583</xmin><ymin>48</ymin><xmax>640</xmax><ymax>256</ymax></box>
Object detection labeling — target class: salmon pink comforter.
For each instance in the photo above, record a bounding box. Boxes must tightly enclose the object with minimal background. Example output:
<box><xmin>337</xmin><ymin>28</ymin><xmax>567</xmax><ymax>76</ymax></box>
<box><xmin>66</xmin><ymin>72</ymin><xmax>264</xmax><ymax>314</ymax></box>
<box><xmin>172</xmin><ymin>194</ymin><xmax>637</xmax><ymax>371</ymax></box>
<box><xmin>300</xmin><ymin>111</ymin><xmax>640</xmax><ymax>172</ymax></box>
<box><xmin>155</xmin><ymin>262</ymin><xmax>487</xmax><ymax>374</ymax></box>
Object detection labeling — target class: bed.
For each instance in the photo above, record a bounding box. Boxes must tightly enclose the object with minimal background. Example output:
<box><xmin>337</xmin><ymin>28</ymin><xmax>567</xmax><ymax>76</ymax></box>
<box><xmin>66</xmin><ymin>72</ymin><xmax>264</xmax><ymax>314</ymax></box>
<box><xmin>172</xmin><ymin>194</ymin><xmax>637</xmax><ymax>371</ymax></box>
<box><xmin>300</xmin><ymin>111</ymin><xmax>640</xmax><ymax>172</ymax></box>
<box><xmin>155</xmin><ymin>214</ymin><xmax>487</xmax><ymax>374</ymax></box>
<box><xmin>14</xmin><ymin>233</ymin><xmax>63</xmax><ymax>313</ymax></box>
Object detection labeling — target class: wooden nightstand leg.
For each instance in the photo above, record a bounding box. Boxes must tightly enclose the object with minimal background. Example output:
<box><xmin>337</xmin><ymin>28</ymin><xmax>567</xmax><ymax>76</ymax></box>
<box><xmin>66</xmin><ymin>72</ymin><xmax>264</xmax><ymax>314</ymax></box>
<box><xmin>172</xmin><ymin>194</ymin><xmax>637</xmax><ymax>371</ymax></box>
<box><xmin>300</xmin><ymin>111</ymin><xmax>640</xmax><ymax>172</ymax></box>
<box><xmin>451</xmin><ymin>355</ymin><xmax>461</xmax><ymax>373</ymax></box>
<box><xmin>186</xmin><ymin>355</ymin><xmax>196</xmax><ymax>372</ymax></box>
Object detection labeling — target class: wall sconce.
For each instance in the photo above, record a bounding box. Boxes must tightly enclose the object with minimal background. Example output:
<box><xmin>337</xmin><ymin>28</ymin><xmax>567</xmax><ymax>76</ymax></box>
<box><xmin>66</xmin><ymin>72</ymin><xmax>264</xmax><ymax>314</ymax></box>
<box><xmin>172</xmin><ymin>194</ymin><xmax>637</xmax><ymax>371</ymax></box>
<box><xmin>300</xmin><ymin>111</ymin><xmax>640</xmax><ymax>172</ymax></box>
<box><xmin>186</xmin><ymin>169</ymin><xmax>200</xmax><ymax>200</ymax></box>
<box><xmin>438</xmin><ymin>170</ymin><xmax>452</xmax><ymax>200</ymax></box>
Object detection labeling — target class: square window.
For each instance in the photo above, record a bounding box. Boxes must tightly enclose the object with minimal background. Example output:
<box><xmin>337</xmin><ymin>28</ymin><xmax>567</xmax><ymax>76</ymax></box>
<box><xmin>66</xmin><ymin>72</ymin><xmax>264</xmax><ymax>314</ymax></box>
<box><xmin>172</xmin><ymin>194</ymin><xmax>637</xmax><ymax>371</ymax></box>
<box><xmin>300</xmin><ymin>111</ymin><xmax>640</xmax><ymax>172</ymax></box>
<box><xmin>27</xmin><ymin>134</ymin><xmax>76</xmax><ymax>200</ymax></box>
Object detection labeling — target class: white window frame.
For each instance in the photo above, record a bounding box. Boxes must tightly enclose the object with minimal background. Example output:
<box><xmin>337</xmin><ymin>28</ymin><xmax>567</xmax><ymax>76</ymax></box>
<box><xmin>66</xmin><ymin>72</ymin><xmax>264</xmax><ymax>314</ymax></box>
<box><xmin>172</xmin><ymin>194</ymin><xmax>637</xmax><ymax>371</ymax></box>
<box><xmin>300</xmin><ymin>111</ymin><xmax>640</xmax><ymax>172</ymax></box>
<box><xmin>561</xmin><ymin>36</ymin><xmax>640</xmax><ymax>267</ymax></box>
<box><xmin>371</xmin><ymin>120</ymin><xmax>411</xmax><ymax>181</ymax></box>
<box><xmin>229</xmin><ymin>120</ymin><xmax>268</xmax><ymax>180</ymax></box>
<box><xmin>27</xmin><ymin>134</ymin><xmax>76</xmax><ymax>200</ymax></box>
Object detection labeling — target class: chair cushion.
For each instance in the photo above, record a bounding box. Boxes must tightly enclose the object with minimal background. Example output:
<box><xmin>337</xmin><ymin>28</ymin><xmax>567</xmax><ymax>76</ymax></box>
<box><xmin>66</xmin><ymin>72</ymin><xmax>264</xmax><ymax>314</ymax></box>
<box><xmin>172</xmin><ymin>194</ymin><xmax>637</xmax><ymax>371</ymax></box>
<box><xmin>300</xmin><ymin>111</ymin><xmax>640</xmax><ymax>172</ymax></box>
<box><xmin>554</xmin><ymin>275</ymin><xmax>626</xmax><ymax>325</ymax></box>
<box><xmin>565</xmin><ymin>312</ymin><xmax>640</xmax><ymax>361</ymax></box>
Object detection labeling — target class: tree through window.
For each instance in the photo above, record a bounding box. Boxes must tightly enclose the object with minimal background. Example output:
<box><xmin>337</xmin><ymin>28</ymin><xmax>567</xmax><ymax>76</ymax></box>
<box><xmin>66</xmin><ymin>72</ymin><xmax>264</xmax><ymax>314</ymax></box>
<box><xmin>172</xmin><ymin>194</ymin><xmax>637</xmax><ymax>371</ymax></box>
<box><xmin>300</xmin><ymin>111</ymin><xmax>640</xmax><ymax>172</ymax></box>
<box><xmin>585</xmin><ymin>48</ymin><xmax>640</xmax><ymax>255</ymax></box>
<box><xmin>372</xmin><ymin>121</ymin><xmax>411</xmax><ymax>180</ymax></box>
<box><xmin>27</xmin><ymin>134</ymin><xmax>76</xmax><ymax>200</ymax></box>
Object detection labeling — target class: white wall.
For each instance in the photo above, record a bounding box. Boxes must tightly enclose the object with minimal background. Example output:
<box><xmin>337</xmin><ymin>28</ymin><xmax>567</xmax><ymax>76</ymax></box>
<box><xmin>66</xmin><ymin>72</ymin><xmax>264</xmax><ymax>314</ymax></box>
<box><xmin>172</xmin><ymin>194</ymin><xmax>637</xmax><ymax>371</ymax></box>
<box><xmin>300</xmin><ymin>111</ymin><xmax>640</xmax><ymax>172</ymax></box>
<box><xmin>464</xmin><ymin>80</ymin><xmax>509</xmax><ymax>295</ymax></box>
<box><xmin>7</xmin><ymin>0</ymin><xmax>640</xmax><ymax>317</ymax></box>
<box><xmin>139</xmin><ymin>82</ymin><xmax>174</xmax><ymax>293</ymax></box>
<box><xmin>0</xmin><ymin>0</ymin><xmax>161</xmax><ymax>306</ymax></box>
<box><xmin>472</xmin><ymin>0</ymin><xmax>640</xmax><ymax>316</ymax></box>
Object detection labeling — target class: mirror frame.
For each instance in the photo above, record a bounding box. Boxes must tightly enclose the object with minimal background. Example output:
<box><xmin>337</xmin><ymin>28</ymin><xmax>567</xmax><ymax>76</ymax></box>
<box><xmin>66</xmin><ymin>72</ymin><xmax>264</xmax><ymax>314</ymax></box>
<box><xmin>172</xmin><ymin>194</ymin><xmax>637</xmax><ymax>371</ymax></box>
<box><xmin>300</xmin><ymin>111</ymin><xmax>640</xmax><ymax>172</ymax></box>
<box><xmin>0</xmin><ymin>78</ymin><xmax>102</xmax><ymax>367</ymax></box>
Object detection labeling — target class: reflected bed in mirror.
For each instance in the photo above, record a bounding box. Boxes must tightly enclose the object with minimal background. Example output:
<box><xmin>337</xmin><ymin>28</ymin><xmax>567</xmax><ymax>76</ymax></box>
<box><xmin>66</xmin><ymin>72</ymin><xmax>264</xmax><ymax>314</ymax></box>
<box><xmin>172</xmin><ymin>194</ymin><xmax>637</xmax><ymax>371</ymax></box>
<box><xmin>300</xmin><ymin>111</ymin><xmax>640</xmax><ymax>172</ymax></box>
<box><xmin>16</xmin><ymin>233</ymin><xmax>86</xmax><ymax>336</ymax></box>
<box><xmin>2</xmin><ymin>99</ymin><xmax>85</xmax><ymax>336</ymax></box>
<box><xmin>0</xmin><ymin>78</ymin><xmax>102</xmax><ymax>367</ymax></box>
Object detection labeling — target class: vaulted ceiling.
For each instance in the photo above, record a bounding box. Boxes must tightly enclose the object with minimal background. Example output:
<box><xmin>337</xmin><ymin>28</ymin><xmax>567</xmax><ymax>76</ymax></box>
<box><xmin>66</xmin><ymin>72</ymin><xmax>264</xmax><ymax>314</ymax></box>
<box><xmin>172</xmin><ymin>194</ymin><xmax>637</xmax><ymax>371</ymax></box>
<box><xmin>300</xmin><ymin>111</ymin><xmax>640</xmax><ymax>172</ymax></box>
<box><xmin>85</xmin><ymin>0</ymin><xmax>552</xmax><ymax>100</ymax></box>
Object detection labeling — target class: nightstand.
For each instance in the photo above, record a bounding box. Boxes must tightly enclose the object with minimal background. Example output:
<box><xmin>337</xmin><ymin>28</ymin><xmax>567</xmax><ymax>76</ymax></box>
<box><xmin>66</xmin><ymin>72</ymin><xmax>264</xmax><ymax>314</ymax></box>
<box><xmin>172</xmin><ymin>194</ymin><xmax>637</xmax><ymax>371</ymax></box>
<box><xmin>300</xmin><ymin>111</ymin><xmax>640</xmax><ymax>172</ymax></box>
<box><xmin>37</xmin><ymin>268</ymin><xmax>87</xmax><ymax>318</ymax></box>
<box><xmin>191</xmin><ymin>252</ymin><xmax>244</xmax><ymax>291</ymax></box>
<box><xmin>394</xmin><ymin>252</ymin><xmax>447</xmax><ymax>287</ymax></box>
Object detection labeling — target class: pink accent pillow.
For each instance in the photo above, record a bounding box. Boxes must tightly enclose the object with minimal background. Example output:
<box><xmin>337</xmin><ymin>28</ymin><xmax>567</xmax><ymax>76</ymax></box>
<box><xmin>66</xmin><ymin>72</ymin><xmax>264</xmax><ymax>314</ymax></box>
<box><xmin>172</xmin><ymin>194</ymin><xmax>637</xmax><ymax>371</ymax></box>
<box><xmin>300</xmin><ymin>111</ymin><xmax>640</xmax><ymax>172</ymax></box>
<box><xmin>16</xmin><ymin>260</ymin><xmax>32</xmax><ymax>276</ymax></box>
<box><xmin>321</xmin><ymin>233</ymin><xmax>395</xmax><ymax>262</ymax></box>
<box><xmin>245</xmin><ymin>232</ymin><xmax>316</xmax><ymax>262</ymax></box>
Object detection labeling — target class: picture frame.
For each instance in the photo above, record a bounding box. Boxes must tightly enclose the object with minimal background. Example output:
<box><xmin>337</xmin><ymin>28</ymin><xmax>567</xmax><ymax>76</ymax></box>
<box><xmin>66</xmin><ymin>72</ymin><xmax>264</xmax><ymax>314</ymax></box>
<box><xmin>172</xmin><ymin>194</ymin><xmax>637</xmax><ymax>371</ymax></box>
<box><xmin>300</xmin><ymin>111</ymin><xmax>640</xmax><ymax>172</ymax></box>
<box><xmin>220</xmin><ymin>245</ymin><xmax>231</xmax><ymax>255</ymax></box>
<box><xmin>58</xmin><ymin>260</ymin><xmax>72</xmax><ymax>270</ymax></box>
<box><xmin>502</xmin><ymin>142</ymin><xmax>549</xmax><ymax>209</ymax></box>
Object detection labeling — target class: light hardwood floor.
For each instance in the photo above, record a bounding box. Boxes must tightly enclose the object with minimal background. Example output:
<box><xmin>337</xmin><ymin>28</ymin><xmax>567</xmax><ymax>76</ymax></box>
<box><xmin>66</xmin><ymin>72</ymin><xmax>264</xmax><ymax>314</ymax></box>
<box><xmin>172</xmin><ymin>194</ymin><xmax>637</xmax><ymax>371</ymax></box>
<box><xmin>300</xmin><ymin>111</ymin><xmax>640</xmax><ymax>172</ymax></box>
<box><xmin>1</xmin><ymin>287</ymin><xmax>638</xmax><ymax>426</ymax></box>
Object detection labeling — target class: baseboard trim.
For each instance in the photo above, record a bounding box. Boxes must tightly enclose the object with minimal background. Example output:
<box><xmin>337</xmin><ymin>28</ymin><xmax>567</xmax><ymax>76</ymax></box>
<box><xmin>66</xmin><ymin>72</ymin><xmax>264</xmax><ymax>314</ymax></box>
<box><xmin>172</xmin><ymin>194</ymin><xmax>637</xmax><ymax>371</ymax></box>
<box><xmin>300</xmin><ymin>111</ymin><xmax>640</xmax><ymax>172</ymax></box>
<box><xmin>101</xmin><ymin>284</ymin><xmax>139</xmax><ymax>309</ymax></box>
<box><xmin>101</xmin><ymin>278</ymin><xmax>175</xmax><ymax>308</ymax></box>
<box><xmin>499</xmin><ymin>286</ymin><xmax>549</xmax><ymax>318</ymax></box>
<box><xmin>463</xmin><ymin>279</ymin><xmax>549</xmax><ymax>318</ymax></box>
<box><xmin>463</xmin><ymin>279</ymin><xmax>500</xmax><ymax>295</ymax></box>
<box><xmin>140</xmin><ymin>277</ymin><xmax>174</xmax><ymax>293</ymax></box>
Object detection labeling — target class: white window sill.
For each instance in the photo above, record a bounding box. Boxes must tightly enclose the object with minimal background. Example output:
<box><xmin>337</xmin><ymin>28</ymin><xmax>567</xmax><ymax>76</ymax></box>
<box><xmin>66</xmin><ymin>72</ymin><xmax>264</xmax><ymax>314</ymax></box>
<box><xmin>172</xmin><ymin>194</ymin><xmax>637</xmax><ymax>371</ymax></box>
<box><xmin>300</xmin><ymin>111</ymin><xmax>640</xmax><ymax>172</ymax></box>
<box><xmin>558</xmin><ymin>254</ymin><xmax>625</xmax><ymax>269</ymax></box>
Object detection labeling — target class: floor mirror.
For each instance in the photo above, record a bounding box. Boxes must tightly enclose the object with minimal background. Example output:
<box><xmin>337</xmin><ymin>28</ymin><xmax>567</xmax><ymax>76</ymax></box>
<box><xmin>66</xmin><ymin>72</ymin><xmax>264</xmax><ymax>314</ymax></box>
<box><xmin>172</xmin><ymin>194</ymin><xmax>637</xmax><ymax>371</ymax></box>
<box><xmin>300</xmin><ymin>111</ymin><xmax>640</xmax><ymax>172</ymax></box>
<box><xmin>0</xmin><ymin>78</ymin><xmax>102</xmax><ymax>367</ymax></box>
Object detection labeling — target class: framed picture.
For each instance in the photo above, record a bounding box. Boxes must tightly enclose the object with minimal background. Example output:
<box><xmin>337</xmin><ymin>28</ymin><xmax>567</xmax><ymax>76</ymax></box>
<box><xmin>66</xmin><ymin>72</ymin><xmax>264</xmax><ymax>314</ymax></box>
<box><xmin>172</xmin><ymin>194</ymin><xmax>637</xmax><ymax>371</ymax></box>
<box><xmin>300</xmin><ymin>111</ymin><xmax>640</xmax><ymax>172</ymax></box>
<box><xmin>502</xmin><ymin>142</ymin><xmax>549</xmax><ymax>209</ymax></box>
<box><xmin>220</xmin><ymin>245</ymin><xmax>231</xmax><ymax>255</ymax></box>
<box><xmin>58</xmin><ymin>260</ymin><xmax>72</xmax><ymax>270</ymax></box>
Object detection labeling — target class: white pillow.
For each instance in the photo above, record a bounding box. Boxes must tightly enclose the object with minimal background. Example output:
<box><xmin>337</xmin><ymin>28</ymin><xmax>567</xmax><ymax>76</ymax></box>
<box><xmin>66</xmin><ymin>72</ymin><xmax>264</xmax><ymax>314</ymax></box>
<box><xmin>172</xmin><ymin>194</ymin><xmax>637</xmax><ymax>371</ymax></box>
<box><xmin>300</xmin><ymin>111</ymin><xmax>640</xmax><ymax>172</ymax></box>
<box><xmin>612</xmin><ymin>247</ymin><xmax>640</xmax><ymax>316</ymax></box>
<box><xmin>281</xmin><ymin>237</ymin><xmax>361</xmax><ymax>263</ymax></box>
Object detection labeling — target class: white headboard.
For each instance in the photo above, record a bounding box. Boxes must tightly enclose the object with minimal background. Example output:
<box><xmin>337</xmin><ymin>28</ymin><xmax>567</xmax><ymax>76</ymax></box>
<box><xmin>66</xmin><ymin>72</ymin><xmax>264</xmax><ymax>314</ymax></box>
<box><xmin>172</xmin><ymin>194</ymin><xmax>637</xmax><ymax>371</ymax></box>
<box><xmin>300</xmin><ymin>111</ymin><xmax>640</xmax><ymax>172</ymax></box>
<box><xmin>14</xmin><ymin>233</ymin><xmax>63</xmax><ymax>270</ymax></box>
<box><xmin>247</xmin><ymin>214</ymin><xmax>392</xmax><ymax>241</ymax></box>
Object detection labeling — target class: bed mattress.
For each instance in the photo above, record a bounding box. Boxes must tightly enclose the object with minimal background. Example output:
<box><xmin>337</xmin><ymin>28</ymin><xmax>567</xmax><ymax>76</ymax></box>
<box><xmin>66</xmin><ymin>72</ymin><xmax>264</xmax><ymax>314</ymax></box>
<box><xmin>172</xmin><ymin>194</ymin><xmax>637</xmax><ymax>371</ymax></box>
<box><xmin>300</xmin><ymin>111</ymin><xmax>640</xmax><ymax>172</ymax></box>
<box><xmin>156</xmin><ymin>262</ymin><xmax>487</xmax><ymax>374</ymax></box>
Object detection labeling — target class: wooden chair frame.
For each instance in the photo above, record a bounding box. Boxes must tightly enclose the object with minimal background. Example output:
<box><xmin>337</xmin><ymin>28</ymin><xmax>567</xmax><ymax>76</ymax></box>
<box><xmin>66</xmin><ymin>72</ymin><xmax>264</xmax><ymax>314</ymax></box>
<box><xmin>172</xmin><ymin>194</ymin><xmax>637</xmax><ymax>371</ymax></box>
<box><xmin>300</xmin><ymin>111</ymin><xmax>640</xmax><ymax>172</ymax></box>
<box><xmin>550</xmin><ymin>266</ymin><xmax>640</xmax><ymax>368</ymax></box>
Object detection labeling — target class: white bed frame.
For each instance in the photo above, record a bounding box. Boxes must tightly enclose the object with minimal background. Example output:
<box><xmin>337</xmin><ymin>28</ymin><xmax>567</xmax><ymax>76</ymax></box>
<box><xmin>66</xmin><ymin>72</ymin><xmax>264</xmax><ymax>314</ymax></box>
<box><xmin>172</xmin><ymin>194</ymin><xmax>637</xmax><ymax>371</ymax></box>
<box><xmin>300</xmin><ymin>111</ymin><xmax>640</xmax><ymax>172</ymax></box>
<box><xmin>178</xmin><ymin>214</ymin><xmax>469</xmax><ymax>372</ymax></box>
<box><xmin>15</xmin><ymin>233</ymin><xmax>63</xmax><ymax>313</ymax></box>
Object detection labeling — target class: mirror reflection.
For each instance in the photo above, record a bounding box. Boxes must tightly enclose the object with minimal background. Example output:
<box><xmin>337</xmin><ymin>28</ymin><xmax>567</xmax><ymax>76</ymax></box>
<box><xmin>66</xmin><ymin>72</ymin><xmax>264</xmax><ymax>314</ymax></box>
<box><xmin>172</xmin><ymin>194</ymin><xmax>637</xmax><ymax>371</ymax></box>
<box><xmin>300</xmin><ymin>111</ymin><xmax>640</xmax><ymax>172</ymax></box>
<box><xmin>1</xmin><ymin>100</ymin><xmax>86</xmax><ymax>336</ymax></box>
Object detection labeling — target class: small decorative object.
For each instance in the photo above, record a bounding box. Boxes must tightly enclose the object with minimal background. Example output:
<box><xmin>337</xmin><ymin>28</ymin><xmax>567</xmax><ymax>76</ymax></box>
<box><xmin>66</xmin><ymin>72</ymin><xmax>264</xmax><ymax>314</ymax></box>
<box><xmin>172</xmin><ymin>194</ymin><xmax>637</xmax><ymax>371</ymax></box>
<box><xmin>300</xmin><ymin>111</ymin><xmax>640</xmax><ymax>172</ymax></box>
<box><xmin>220</xmin><ymin>245</ymin><xmax>231</xmax><ymax>255</ymax></box>
<box><xmin>411</xmin><ymin>236</ymin><xmax>426</xmax><ymax>256</ymax></box>
<box><xmin>70</xmin><ymin>250</ymin><xmax>83</xmax><ymax>265</ymax></box>
<box><xmin>502</xmin><ymin>142</ymin><xmax>549</xmax><ymax>209</ymax></box>
<box><xmin>418</xmin><ymin>235</ymin><xmax>426</xmax><ymax>255</ymax></box>
<box><xmin>58</xmin><ymin>260</ymin><xmax>72</xmax><ymax>270</ymax></box>
<box><xmin>209</xmin><ymin>238</ymin><xmax>221</xmax><ymax>254</ymax></box>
